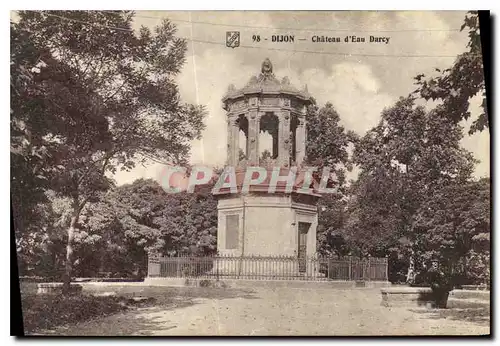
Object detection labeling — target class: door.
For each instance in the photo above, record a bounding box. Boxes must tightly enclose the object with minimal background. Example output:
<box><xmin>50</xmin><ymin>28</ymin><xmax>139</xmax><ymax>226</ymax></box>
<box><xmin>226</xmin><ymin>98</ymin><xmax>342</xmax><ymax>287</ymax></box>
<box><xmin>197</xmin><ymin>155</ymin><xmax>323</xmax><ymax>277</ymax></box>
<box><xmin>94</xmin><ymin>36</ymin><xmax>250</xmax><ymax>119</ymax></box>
<box><xmin>298</xmin><ymin>222</ymin><xmax>310</xmax><ymax>273</ymax></box>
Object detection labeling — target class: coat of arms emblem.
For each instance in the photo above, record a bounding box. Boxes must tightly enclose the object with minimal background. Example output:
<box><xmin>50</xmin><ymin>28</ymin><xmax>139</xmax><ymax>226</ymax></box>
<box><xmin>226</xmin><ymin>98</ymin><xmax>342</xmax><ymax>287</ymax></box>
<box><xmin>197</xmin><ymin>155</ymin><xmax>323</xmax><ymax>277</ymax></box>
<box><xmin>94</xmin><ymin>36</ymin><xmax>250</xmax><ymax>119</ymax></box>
<box><xmin>226</xmin><ymin>31</ymin><xmax>240</xmax><ymax>48</ymax></box>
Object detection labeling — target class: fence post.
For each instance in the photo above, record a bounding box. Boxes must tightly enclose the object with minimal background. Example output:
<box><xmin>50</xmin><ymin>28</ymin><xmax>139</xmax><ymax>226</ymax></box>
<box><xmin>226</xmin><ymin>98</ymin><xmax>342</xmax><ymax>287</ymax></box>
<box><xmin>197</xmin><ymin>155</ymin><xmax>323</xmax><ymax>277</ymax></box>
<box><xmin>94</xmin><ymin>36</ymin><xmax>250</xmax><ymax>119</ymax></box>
<box><xmin>216</xmin><ymin>255</ymin><xmax>219</xmax><ymax>281</ymax></box>
<box><xmin>237</xmin><ymin>256</ymin><xmax>242</xmax><ymax>279</ymax></box>
<box><xmin>385</xmin><ymin>255</ymin><xmax>389</xmax><ymax>281</ymax></box>
<box><xmin>362</xmin><ymin>258</ymin><xmax>366</xmax><ymax>281</ymax></box>
<box><xmin>327</xmin><ymin>258</ymin><xmax>331</xmax><ymax>280</ymax></box>
<box><xmin>368</xmin><ymin>256</ymin><xmax>371</xmax><ymax>281</ymax></box>
<box><xmin>348</xmin><ymin>256</ymin><xmax>352</xmax><ymax>281</ymax></box>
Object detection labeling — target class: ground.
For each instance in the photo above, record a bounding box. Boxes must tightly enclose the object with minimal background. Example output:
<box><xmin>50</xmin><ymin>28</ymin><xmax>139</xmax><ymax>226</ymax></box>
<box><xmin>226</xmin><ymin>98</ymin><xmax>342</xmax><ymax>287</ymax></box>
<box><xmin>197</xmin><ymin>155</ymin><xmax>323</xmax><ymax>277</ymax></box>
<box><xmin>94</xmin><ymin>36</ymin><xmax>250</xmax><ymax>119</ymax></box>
<box><xmin>31</xmin><ymin>285</ymin><xmax>490</xmax><ymax>336</ymax></box>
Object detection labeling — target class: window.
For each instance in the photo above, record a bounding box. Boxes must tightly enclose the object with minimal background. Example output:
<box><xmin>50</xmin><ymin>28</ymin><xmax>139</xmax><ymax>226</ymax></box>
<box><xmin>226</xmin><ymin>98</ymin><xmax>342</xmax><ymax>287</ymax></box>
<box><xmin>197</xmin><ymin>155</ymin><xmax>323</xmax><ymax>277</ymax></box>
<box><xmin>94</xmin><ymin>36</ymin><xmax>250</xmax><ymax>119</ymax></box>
<box><xmin>225</xmin><ymin>214</ymin><xmax>239</xmax><ymax>249</ymax></box>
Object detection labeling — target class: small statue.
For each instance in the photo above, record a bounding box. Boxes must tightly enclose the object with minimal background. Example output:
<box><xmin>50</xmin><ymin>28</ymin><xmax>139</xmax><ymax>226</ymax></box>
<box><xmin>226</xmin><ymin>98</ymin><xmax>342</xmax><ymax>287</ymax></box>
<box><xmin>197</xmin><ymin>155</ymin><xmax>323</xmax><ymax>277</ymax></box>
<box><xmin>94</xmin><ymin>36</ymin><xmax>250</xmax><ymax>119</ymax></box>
<box><xmin>261</xmin><ymin>58</ymin><xmax>273</xmax><ymax>76</ymax></box>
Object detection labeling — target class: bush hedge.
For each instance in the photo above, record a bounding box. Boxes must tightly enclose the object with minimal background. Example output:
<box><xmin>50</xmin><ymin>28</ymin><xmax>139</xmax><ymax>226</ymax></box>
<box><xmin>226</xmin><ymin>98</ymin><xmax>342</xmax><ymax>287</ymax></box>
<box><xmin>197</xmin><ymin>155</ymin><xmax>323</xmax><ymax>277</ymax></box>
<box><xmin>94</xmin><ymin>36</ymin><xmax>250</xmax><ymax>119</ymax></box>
<box><xmin>21</xmin><ymin>294</ymin><xmax>129</xmax><ymax>334</ymax></box>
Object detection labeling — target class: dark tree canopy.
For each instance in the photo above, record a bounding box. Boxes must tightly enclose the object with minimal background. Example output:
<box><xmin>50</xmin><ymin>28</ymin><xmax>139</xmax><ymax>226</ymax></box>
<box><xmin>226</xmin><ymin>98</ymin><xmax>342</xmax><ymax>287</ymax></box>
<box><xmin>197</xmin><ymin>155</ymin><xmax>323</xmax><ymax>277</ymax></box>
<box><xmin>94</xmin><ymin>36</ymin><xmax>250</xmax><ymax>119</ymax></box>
<box><xmin>18</xmin><ymin>178</ymin><xmax>218</xmax><ymax>278</ymax></box>
<box><xmin>343</xmin><ymin>96</ymin><xmax>477</xmax><ymax>279</ymax></box>
<box><xmin>306</xmin><ymin>101</ymin><xmax>355</xmax><ymax>172</ymax></box>
<box><xmin>11</xmin><ymin>11</ymin><xmax>206</xmax><ymax>290</ymax></box>
<box><xmin>414</xmin><ymin>11</ymin><xmax>488</xmax><ymax>134</ymax></box>
<box><xmin>412</xmin><ymin>178</ymin><xmax>490</xmax><ymax>286</ymax></box>
<box><xmin>77</xmin><ymin>178</ymin><xmax>217</xmax><ymax>276</ymax></box>
<box><xmin>305</xmin><ymin>101</ymin><xmax>355</xmax><ymax>255</ymax></box>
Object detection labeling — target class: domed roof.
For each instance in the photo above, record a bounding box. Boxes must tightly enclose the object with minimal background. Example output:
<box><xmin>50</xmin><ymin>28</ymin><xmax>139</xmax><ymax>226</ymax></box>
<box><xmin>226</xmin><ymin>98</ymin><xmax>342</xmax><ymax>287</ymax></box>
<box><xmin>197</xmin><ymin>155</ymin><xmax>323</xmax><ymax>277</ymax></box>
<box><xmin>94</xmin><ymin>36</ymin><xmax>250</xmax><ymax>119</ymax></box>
<box><xmin>222</xmin><ymin>58</ymin><xmax>311</xmax><ymax>102</ymax></box>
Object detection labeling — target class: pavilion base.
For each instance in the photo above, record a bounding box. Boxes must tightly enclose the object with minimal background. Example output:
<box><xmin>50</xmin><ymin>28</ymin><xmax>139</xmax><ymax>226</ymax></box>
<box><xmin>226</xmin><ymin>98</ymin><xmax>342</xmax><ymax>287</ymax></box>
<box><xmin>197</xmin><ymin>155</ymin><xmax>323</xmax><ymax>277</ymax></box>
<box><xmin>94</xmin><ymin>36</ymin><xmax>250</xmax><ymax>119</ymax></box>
<box><xmin>216</xmin><ymin>193</ymin><xmax>319</xmax><ymax>258</ymax></box>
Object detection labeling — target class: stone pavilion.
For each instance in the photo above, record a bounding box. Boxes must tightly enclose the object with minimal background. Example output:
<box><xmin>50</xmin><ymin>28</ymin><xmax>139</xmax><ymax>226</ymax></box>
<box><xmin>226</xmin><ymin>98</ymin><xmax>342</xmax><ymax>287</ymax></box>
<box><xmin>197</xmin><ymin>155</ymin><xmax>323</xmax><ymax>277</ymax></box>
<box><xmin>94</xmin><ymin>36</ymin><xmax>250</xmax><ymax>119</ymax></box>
<box><xmin>214</xmin><ymin>58</ymin><xmax>321</xmax><ymax>267</ymax></box>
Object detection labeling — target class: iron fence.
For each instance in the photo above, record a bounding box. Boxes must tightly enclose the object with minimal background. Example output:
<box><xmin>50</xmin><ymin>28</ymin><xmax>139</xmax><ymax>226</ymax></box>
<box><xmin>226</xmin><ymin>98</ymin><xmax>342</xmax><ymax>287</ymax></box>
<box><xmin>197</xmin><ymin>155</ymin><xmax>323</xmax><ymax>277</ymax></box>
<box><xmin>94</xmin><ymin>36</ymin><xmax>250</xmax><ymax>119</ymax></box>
<box><xmin>148</xmin><ymin>254</ymin><xmax>388</xmax><ymax>282</ymax></box>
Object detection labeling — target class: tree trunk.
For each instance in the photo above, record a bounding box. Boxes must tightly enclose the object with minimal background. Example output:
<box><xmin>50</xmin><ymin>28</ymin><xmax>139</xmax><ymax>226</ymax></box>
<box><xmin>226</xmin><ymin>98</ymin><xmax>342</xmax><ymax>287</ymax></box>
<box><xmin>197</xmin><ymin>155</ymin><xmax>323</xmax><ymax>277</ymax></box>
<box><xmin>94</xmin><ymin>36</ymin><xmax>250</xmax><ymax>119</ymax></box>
<box><xmin>62</xmin><ymin>211</ymin><xmax>79</xmax><ymax>294</ymax></box>
<box><xmin>432</xmin><ymin>289</ymin><xmax>450</xmax><ymax>309</ymax></box>
<box><xmin>406</xmin><ymin>249</ymin><xmax>416</xmax><ymax>285</ymax></box>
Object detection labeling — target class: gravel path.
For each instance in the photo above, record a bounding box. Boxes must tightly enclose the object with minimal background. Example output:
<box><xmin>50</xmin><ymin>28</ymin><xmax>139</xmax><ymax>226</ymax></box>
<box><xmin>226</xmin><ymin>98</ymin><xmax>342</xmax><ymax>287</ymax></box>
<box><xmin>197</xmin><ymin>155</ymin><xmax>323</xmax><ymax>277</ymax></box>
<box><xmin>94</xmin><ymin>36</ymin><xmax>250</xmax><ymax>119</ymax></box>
<box><xmin>38</xmin><ymin>286</ymin><xmax>490</xmax><ymax>336</ymax></box>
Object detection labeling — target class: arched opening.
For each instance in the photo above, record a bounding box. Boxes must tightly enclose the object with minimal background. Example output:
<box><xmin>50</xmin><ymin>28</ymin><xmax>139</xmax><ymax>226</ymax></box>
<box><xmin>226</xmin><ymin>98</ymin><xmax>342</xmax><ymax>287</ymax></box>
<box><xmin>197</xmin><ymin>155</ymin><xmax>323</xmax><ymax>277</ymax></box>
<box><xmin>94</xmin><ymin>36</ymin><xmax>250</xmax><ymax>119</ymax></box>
<box><xmin>259</xmin><ymin>112</ymin><xmax>279</xmax><ymax>163</ymax></box>
<box><xmin>237</xmin><ymin>114</ymin><xmax>248</xmax><ymax>162</ymax></box>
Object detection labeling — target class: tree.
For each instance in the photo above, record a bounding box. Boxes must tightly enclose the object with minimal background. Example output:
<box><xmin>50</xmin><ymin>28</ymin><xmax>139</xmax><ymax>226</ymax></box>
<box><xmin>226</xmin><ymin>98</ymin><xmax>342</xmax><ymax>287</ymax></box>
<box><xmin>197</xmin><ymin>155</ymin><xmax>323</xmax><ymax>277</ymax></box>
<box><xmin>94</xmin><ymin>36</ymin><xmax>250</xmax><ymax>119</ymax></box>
<box><xmin>11</xmin><ymin>11</ymin><xmax>206</xmax><ymax>292</ymax></box>
<box><xmin>238</xmin><ymin>148</ymin><xmax>247</xmax><ymax>162</ymax></box>
<box><xmin>15</xmin><ymin>190</ymin><xmax>76</xmax><ymax>279</ymax></box>
<box><xmin>414</xmin><ymin>11</ymin><xmax>488</xmax><ymax>134</ymax></box>
<box><xmin>306</xmin><ymin>101</ymin><xmax>355</xmax><ymax>173</ymax></box>
<box><xmin>412</xmin><ymin>178</ymin><xmax>490</xmax><ymax>302</ymax></box>
<box><xmin>346</xmin><ymin>96</ymin><xmax>477</xmax><ymax>279</ymax></box>
<box><xmin>342</xmin><ymin>171</ymin><xmax>405</xmax><ymax>256</ymax></box>
<box><xmin>110</xmin><ymin>178</ymin><xmax>217</xmax><ymax>257</ymax></box>
<box><xmin>260</xmin><ymin>149</ymin><xmax>272</xmax><ymax>161</ymax></box>
<box><xmin>76</xmin><ymin>178</ymin><xmax>218</xmax><ymax>277</ymax></box>
<box><xmin>11</xmin><ymin>15</ymin><xmax>68</xmax><ymax>249</ymax></box>
<box><xmin>316</xmin><ymin>194</ymin><xmax>349</xmax><ymax>257</ymax></box>
<box><xmin>305</xmin><ymin>101</ymin><xmax>355</xmax><ymax>254</ymax></box>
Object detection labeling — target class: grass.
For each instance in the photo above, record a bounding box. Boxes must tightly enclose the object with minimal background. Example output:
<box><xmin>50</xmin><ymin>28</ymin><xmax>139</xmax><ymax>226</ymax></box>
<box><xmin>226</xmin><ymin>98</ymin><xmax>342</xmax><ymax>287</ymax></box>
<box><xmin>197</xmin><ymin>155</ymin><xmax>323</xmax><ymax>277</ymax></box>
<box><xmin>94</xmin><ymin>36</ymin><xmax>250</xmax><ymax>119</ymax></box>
<box><xmin>21</xmin><ymin>293</ymin><xmax>155</xmax><ymax>334</ymax></box>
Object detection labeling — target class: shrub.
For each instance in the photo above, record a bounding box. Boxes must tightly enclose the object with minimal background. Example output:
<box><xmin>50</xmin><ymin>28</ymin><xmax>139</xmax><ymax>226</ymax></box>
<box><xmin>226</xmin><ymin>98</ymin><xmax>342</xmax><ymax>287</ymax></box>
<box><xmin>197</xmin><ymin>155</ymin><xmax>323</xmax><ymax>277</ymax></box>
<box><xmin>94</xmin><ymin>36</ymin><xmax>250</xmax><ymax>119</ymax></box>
<box><xmin>21</xmin><ymin>294</ymin><xmax>129</xmax><ymax>334</ymax></box>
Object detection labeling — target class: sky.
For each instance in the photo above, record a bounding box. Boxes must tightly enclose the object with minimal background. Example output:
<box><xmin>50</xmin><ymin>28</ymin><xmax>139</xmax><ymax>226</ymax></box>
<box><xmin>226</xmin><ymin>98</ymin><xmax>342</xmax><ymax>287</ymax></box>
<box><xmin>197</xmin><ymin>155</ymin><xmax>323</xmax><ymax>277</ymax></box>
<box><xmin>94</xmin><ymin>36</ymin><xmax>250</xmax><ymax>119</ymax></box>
<box><xmin>110</xmin><ymin>10</ymin><xmax>490</xmax><ymax>185</ymax></box>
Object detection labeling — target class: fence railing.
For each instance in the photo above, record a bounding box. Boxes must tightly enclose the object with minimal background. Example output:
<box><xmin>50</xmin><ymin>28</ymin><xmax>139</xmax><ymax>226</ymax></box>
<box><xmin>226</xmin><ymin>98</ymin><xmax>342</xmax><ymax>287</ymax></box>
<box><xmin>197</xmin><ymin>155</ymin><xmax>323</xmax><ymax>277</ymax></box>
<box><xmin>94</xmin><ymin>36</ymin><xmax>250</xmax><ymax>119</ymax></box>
<box><xmin>148</xmin><ymin>254</ymin><xmax>388</xmax><ymax>282</ymax></box>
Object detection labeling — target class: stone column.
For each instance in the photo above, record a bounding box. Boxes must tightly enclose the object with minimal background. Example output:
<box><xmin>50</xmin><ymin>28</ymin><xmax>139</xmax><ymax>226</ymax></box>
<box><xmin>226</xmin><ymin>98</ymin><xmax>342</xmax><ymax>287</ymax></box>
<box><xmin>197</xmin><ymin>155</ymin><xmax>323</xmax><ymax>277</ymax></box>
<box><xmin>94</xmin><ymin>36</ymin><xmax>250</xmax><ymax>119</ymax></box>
<box><xmin>233</xmin><ymin>117</ymin><xmax>240</xmax><ymax>166</ymax></box>
<box><xmin>247</xmin><ymin>110</ymin><xmax>259</xmax><ymax>165</ymax></box>
<box><xmin>295</xmin><ymin>116</ymin><xmax>306</xmax><ymax>165</ymax></box>
<box><xmin>279</xmin><ymin>110</ymin><xmax>291</xmax><ymax>167</ymax></box>
<box><xmin>270</xmin><ymin>110</ymin><xmax>278</xmax><ymax>159</ymax></box>
<box><xmin>272</xmin><ymin>130</ymin><xmax>279</xmax><ymax>159</ymax></box>
<box><xmin>227</xmin><ymin>114</ymin><xmax>239</xmax><ymax>167</ymax></box>
<box><xmin>226</xmin><ymin>116</ymin><xmax>233</xmax><ymax>166</ymax></box>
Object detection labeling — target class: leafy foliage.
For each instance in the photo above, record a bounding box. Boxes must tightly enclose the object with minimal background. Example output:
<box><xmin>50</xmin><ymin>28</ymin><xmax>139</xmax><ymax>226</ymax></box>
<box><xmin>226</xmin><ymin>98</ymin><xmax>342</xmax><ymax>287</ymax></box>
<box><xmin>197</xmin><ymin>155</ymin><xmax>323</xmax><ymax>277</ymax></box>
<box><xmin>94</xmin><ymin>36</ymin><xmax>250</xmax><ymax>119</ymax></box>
<box><xmin>16</xmin><ymin>192</ymin><xmax>73</xmax><ymax>278</ymax></box>
<box><xmin>11</xmin><ymin>11</ymin><xmax>206</xmax><ymax>288</ymax></box>
<box><xmin>18</xmin><ymin>178</ymin><xmax>218</xmax><ymax>279</ymax></box>
<box><xmin>238</xmin><ymin>148</ymin><xmax>247</xmax><ymax>162</ymax></box>
<box><xmin>316</xmin><ymin>195</ymin><xmax>349</xmax><ymax>257</ymax></box>
<box><xmin>414</xmin><ymin>11</ymin><xmax>488</xmax><ymax>134</ymax></box>
<box><xmin>305</xmin><ymin>101</ymin><xmax>355</xmax><ymax>255</ymax></box>
<box><xmin>260</xmin><ymin>149</ymin><xmax>272</xmax><ymax>161</ymax></box>
<box><xmin>343</xmin><ymin>96</ymin><xmax>477</xmax><ymax>280</ymax></box>
<box><xmin>305</xmin><ymin>101</ymin><xmax>355</xmax><ymax>173</ymax></box>
<box><xmin>22</xmin><ymin>293</ymin><xmax>130</xmax><ymax>334</ymax></box>
<box><xmin>74</xmin><ymin>178</ymin><xmax>218</xmax><ymax>277</ymax></box>
<box><xmin>412</xmin><ymin>178</ymin><xmax>490</xmax><ymax>287</ymax></box>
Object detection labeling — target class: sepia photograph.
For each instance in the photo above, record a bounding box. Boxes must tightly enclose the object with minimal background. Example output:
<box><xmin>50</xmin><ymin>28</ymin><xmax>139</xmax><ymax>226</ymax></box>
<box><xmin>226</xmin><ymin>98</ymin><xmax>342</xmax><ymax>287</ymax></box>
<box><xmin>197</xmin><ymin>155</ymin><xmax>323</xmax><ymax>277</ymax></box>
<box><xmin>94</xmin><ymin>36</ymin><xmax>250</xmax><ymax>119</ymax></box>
<box><xmin>10</xmin><ymin>9</ymin><xmax>491</xmax><ymax>336</ymax></box>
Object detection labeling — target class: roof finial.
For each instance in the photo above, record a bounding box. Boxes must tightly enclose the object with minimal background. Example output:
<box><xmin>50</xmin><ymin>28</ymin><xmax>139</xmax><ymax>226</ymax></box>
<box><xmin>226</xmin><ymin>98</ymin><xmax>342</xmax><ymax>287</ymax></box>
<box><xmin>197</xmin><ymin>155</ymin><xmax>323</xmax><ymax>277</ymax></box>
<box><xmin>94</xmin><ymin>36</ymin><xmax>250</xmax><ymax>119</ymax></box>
<box><xmin>261</xmin><ymin>58</ymin><xmax>273</xmax><ymax>75</ymax></box>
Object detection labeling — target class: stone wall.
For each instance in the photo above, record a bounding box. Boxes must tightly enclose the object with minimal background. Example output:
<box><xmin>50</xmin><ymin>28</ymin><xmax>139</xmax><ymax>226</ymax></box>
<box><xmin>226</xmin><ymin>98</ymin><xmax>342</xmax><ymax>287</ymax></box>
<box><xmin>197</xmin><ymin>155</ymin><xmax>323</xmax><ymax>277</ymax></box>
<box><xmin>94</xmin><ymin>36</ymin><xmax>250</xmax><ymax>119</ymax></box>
<box><xmin>217</xmin><ymin>195</ymin><xmax>317</xmax><ymax>258</ymax></box>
